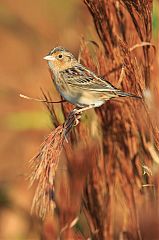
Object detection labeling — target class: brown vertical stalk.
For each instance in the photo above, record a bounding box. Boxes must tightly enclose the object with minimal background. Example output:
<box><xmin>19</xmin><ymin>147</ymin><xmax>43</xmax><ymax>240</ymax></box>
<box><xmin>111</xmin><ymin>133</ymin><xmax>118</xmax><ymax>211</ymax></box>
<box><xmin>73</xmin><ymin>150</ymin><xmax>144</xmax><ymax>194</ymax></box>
<box><xmin>81</xmin><ymin>0</ymin><xmax>158</xmax><ymax>239</ymax></box>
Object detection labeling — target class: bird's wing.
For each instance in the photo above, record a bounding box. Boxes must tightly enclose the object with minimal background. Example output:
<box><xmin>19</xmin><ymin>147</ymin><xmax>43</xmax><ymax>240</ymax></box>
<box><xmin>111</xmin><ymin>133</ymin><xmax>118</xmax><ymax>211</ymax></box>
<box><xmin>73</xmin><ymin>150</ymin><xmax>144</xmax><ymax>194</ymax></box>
<box><xmin>61</xmin><ymin>65</ymin><xmax>119</xmax><ymax>92</ymax></box>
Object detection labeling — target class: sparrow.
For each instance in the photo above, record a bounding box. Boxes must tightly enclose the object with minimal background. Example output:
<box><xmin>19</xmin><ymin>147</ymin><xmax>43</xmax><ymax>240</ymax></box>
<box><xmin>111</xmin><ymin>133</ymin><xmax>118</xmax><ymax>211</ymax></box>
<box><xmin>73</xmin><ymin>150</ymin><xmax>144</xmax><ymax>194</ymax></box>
<box><xmin>43</xmin><ymin>46</ymin><xmax>141</xmax><ymax>114</ymax></box>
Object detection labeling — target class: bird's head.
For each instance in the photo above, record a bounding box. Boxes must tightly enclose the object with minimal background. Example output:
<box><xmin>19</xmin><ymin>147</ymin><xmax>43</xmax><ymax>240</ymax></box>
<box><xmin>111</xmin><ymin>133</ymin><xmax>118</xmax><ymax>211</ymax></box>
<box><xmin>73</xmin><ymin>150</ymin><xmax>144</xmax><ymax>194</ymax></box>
<box><xmin>43</xmin><ymin>46</ymin><xmax>77</xmax><ymax>73</ymax></box>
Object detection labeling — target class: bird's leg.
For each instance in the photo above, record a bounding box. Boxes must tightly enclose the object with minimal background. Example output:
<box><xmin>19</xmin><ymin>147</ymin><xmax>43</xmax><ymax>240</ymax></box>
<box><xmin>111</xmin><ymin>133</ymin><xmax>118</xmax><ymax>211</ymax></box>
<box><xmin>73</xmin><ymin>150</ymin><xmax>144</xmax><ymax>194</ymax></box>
<box><xmin>73</xmin><ymin>114</ymin><xmax>81</xmax><ymax>126</ymax></box>
<box><xmin>63</xmin><ymin>105</ymin><xmax>94</xmax><ymax>142</ymax></box>
<box><xmin>64</xmin><ymin>105</ymin><xmax>94</xmax><ymax>136</ymax></box>
<box><xmin>73</xmin><ymin>105</ymin><xmax>95</xmax><ymax>114</ymax></box>
<box><xmin>69</xmin><ymin>108</ymin><xmax>82</xmax><ymax>126</ymax></box>
<box><xmin>71</xmin><ymin>105</ymin><xmax>94</xmax><ymax>126</ymax></box>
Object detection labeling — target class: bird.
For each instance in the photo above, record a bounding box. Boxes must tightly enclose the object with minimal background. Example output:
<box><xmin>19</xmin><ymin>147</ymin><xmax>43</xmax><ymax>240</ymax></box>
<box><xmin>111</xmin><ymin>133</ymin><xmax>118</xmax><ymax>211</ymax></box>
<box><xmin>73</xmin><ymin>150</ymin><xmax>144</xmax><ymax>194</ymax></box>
<box><xmin>43</xmin><ymin>46</ymin><xmax>141</xmax><ymax>114</ymax></box>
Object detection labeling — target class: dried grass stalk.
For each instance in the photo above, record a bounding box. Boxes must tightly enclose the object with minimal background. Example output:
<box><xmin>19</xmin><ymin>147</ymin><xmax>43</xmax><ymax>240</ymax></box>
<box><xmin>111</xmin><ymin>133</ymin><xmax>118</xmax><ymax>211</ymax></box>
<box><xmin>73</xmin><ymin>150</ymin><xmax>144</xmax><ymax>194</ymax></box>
<box><xmin>29</xmin><ymin>110</ymin><xmax>81</xmax><ymax>219</ymax></box>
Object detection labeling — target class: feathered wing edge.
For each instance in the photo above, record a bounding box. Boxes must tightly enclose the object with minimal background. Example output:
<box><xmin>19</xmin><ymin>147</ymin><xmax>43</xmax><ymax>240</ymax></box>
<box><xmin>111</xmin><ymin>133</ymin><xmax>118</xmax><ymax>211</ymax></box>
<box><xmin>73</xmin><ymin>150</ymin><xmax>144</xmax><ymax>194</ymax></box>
<box><xmin>116</xmin><ymin>90</ymin><xmax>142</xmax><ymax>99</ymax></box>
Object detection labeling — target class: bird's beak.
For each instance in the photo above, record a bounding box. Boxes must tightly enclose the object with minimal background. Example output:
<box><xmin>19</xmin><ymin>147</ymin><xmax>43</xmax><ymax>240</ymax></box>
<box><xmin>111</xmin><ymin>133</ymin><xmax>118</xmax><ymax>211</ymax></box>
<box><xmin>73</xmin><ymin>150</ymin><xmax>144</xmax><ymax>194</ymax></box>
<box><xmin>43</xmin><ymin>55</ymin><xmax>55</xmax><ymax>61</ymax></box>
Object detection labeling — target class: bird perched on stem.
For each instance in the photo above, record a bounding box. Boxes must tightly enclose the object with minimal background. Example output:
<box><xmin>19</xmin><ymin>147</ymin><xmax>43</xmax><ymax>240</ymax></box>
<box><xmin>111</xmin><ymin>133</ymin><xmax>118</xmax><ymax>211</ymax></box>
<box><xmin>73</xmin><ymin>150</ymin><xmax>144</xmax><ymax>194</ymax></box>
<box><xmin>43</xmin><ymin>46</ymin><xmax>141</xmax><ymax>114</ymax></box>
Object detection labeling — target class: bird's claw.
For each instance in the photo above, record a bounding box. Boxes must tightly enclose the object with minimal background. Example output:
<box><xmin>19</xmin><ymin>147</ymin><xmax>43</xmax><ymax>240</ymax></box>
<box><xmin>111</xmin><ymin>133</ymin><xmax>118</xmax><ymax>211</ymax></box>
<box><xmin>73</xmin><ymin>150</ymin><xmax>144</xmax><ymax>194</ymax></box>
<box><xmin>73</xmin><ymin>114</ymin><xmax>81</xmax><ymax>126</ymax></box>
<box><xmin>63</xmin><ymin>109</ymin><xmax>82</xmax><ymax>142</ymax></box>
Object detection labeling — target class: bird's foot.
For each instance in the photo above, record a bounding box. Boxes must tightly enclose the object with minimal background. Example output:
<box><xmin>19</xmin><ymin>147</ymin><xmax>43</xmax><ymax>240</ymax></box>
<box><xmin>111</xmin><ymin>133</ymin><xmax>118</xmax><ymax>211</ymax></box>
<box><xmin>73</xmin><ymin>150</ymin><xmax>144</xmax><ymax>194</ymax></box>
<box><xmin>73</xmin><ymin>113</ymin><xmax>81</xmax><ymax>126</ymax></box>
<box><xmin>63</xmin><ymin>109</ymin><xmax>81</xmax><ymax>141</ymax></box>
<box><xmin>71</xmin><ymin>108</ymin><xmax>82</xmax><ymax>126</ymax></box>
<box><xmin>63</xmin><ymin>105</ymin><xmax>94</xmax><ymax>142</ymax></box>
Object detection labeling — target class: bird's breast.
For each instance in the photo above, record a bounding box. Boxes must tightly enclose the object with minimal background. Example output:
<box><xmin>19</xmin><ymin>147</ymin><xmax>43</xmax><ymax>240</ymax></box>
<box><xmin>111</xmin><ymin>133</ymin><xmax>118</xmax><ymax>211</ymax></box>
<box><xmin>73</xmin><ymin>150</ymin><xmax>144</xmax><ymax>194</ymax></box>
<box><xmin>52</xmin><ymin>73</ymin><xmax>105</xmax><ymax>107</ymax></box>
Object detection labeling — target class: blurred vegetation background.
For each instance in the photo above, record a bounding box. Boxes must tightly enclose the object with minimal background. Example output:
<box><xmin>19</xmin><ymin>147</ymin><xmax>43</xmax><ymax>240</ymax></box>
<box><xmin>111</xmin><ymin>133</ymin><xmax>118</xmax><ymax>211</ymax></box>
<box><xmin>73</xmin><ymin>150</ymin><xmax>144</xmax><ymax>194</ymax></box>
<box><xmin>0</xmin><ymin>0</ymin><xmax>159</xmax><ymax>239</ymax></box>
<box><xmin>0</xmin><ymin>1</ymin><xmax>94</xmax><ymax>239</ymax></box>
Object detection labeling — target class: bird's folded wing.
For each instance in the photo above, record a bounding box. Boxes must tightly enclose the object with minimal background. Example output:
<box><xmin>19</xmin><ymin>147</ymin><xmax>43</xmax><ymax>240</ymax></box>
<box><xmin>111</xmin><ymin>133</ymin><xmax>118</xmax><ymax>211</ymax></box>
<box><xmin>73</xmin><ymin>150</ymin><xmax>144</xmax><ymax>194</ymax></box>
<box><xmin>61</xmin><ymin>65</ymin><xmax>119</xmax><ymax>92</ymax></box>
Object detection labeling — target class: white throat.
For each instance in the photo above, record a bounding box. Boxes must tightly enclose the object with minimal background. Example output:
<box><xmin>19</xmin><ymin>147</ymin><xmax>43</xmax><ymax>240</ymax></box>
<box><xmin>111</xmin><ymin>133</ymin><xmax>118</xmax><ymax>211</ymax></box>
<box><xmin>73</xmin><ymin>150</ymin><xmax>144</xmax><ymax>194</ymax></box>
<box><xmin>48</xmin><ymin>61</ymin><xmax>57</xmax><ymax>75</ymax></box>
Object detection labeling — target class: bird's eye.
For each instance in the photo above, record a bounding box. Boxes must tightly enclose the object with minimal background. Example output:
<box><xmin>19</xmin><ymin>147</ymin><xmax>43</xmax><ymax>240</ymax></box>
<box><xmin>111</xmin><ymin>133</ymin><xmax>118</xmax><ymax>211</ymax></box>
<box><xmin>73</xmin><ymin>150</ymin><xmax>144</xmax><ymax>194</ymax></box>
<box><xmin>58</xmin><ymin>54</ymin><xmax>63</xmax><ymax>59</ymax></box>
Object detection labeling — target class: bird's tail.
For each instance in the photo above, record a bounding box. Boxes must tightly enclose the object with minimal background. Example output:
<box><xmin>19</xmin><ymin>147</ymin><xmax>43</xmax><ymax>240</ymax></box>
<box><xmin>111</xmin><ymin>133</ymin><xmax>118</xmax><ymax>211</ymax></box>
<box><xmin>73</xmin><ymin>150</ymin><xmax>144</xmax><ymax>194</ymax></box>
<box><xmin>117</xmin><ymin>90</ymin><xmax>141</xmax><ymax>99</ymax></box>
